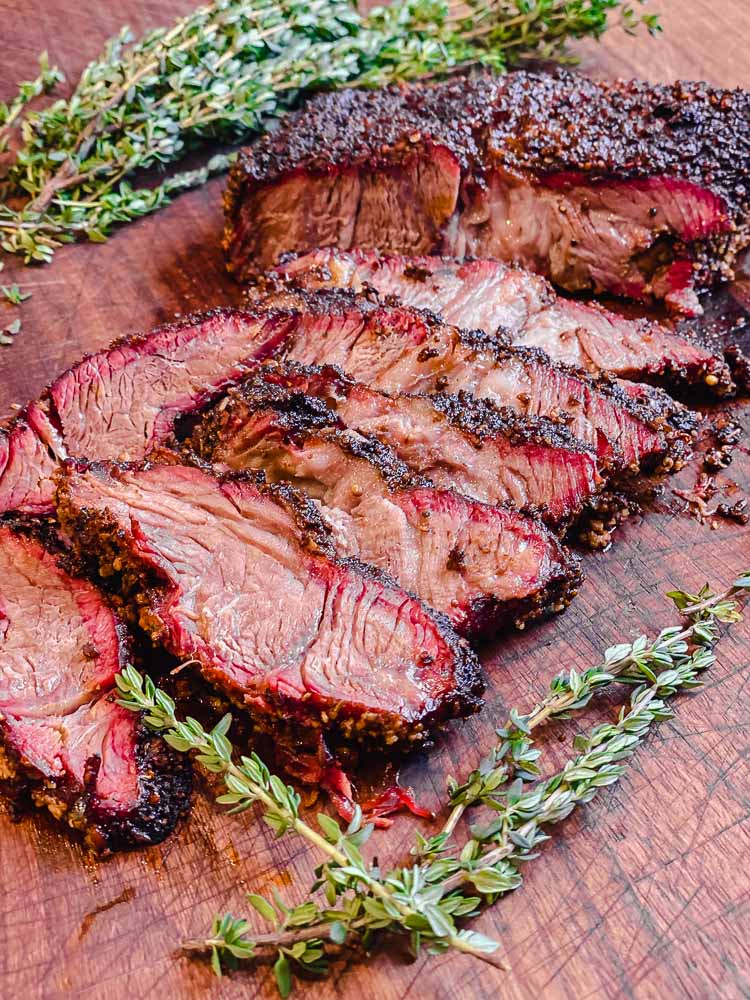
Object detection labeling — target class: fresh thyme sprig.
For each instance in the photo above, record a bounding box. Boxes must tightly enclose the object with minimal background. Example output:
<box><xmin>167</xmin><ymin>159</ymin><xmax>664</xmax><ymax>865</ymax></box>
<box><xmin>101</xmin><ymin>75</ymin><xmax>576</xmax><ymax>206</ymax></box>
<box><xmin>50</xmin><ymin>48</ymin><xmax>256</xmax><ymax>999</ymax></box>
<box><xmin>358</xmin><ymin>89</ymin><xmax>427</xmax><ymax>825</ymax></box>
<box><xmin>0</xmin><ymin>0</ymin><xmax>660</xmax><ymax>265</ymax></box>
<box><xmin>437</xmin><ymin>642</ymin><xmax>717</xmax><ymax>889</ymax></box>
<box><xmin>184</xmin><ymin>641</ymin><xmax>717</xmax><ymax>992</ymax></box>
<box><xmin>116</xmin><ymin>571</ymin><xmax>748</xmax><ymax>994</ymax></box>
<box><xmin>440</xmin><ymin>575</ymin><xmax>748</xmax><ymax>837</ymax></box>
<box><xmin>115</xmin><ymin>668</ymin><xmax>507</xmax><ymax>977</ymax></box>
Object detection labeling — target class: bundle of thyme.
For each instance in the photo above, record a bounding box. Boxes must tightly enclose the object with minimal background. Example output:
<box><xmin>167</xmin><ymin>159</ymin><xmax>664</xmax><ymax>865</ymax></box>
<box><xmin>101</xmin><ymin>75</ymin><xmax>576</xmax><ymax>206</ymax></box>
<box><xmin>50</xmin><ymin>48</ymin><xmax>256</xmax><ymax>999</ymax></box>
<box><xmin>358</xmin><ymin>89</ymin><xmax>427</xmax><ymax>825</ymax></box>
<box><xmin>0</xmin><ymin>0</ymin><xmax>660</xmax><ymax>268</ymax></box>
<box><xmin>116</xmin><ymin>571</ymin><xmax>748</xmax><ymax>995</ymax></box>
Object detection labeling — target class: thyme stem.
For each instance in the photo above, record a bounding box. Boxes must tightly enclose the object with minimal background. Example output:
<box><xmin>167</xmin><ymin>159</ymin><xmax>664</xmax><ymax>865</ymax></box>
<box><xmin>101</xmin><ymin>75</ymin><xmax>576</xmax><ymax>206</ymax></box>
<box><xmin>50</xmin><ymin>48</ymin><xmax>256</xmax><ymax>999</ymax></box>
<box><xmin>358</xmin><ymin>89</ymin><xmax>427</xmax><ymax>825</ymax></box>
<box><xmin>183</xmin><ymin>923</ymin><xmax>332</xmax><ymax>953</ymax></box>
<box><xmin>443</xmin><ymin>687</ymin><xmax>663</xmax><ymax>891</ymax></box>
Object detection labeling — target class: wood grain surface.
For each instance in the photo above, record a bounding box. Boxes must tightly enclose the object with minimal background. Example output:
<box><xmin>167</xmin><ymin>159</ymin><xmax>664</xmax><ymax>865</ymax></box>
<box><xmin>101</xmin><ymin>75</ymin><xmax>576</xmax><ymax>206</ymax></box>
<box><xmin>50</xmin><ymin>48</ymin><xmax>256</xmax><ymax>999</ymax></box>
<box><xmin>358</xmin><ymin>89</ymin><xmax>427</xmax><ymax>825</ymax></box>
<box><xmin>1</xmin><ymin>3</ymin><xmax>749</xmax><ymax>998</ymax></box>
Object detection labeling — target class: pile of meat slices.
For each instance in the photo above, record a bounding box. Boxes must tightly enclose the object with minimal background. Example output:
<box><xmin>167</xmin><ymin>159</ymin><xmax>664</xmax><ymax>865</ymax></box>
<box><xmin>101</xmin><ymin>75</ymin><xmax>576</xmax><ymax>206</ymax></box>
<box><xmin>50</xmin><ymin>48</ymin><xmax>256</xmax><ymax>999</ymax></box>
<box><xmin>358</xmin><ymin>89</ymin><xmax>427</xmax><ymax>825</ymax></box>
<box><xmin>1</xmin><ymin>69</ymin><xmax>747</xmax><ymax>852</ymax></box>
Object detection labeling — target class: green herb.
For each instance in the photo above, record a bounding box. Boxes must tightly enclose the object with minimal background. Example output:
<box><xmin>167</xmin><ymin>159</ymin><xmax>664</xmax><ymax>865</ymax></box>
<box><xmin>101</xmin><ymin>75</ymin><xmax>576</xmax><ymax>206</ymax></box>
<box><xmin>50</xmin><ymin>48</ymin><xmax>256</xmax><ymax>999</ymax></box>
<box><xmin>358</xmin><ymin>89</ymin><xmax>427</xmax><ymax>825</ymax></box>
<box><xmin>0</xmin><ymin>0</ymin><xmax>660</xmax><ymax>265</ymax></box>
<box><xmin>1</xmin><ymin>284</ymin><xmax>32</xmax><ymax>305</ymax></box>
<box><xmin>0</xmin><ymin>52</ymin><xmax>63</xmax><ymax>152</ymax></box>
<box><xmin>0</xmin><ymin>260</ymin><xmax>33</xmax><ymax>341</ymax></box>
<box><xmin>117</xmin><ymin>668</ymin><xmax>508</xmax><ymax>973</ymax></box>
<box><xmin>440</xmin><ymin>579</ymin><xmax>743</xmax><ymax>836</ymax></box>
<box><xmin>116</xmin><ymin>571</ymin><xmax>746</xmax><ymax>993</ymax></box>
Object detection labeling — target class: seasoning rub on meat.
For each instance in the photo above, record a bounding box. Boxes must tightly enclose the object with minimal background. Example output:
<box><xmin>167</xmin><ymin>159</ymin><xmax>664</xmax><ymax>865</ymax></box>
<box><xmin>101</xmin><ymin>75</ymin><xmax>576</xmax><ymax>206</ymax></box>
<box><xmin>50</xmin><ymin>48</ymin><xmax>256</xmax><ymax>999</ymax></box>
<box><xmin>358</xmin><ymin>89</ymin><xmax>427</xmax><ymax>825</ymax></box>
<box><xmin>190</xmin><ymin>375</ymin><xmax>583</xmax><ymax>637</ymax></box>
<box><xmin>225</xmin><ymin>71</ymin><xmax>750</xmax><ymax>314</ymax></box>
<box><xmin>275</xmin><ymin>248</ymin><xmax>734</xmax><ymax>393</ymax></box>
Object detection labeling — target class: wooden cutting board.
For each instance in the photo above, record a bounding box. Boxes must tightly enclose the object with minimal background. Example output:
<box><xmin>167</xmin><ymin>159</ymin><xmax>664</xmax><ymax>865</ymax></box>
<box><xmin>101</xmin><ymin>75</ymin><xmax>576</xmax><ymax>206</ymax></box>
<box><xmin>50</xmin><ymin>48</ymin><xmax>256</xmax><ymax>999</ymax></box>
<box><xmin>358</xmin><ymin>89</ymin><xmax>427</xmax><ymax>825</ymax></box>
<box><xmin>1</xmin><ymin>3</ymin><xmax>749</xmax><ymax>997</ymax></box>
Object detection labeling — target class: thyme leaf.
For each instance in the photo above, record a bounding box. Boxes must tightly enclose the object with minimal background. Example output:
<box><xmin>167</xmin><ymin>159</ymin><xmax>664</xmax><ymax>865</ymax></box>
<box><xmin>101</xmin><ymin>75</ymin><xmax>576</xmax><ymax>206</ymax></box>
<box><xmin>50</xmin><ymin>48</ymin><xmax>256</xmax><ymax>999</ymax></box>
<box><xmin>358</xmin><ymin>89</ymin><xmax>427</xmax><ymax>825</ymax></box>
<box><xmin>0</xmin><ymin>316</ymin><xmax>22</xmax><ymax>344</ymax></box>
<box><xmin>0</xmin><ymin>52</ymin><xmax>63</xmax><ymax>150</ymax></box>
<box><xmin>1</xmin><ymin>284</ymin><xmax>32</xmax><ymax>305</ymax></box>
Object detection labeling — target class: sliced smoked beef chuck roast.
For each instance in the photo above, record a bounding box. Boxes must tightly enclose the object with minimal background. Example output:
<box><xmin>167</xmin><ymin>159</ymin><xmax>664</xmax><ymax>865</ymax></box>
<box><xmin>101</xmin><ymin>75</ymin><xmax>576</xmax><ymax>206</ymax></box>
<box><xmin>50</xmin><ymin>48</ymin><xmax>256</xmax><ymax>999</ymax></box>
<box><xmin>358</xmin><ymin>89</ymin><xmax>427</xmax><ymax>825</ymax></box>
<box><xmin>0</xmin><ymin>290</ymin><xmax>694</xmax><ymax>520</ymax></box>
<box><xmin>57</xmin><ymin>462</ymin><xmax>483</xmax><ymax>746</ymax></box>
<box><xmin>223</xmin><ymin>70</ymin><xmax>750</xmax><ymax>314</ymax></box>
<box><xmin>188</xmin><ymin>392</ymin><xmax>582</xmax><ymax>638</ymax></box>
<box><xmin>0</xmin><ymin>307</ymin><xmax>293</xmax><ymax>515</ymax></box>
<box><xmin>0</xmin><ymin>525</ymin><xmax>191</xmax><ymax>851</ymax></box>
<box><xmin>194</xmin><ymin>361</ymin><xmax>603</xmax><ymax>531</ymax></box>
<box><xmin>246</xmin><ymin>288</ymin><xmax>698</xmax><ymax>475</ymax></box>
<box><xmin>274</xmin><ymin>249</ymin><xmax>734</xmax><ymax>394</ymax></box>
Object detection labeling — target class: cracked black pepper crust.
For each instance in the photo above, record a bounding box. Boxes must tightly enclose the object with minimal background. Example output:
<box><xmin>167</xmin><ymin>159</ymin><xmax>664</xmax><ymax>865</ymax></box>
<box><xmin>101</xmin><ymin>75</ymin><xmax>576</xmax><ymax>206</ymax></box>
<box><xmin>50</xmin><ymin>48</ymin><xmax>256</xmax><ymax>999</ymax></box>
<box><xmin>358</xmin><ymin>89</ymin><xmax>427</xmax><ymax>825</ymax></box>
<box><xmin>441</xmin><ymin>327</ymin><xmax>701</xmax><ymax>463</ymax></box>
<box><xmin>246</xmin><ymin>282</ymin><xmax>695</xmax><ymax>428</ymax></box>
<box><xmin>227</xmin><ymin>69</ymin><xmax>750</xmax><ymax>219</ymax></box>
<box><xmin>189</xmin><ymin>365</ymin><xmax>430</xmax><ymax>492</ymax></box>
<box><xmin>252</xmin><ymin>282</ymin><xmax>385</xmax><ymax>320</ymax></box>
<box><xmin>88</xmin><ymin>728</ymin><xmax>194</xmax><ymax>853</ymax></box>
<box><xmin>195</xmin><ymin>357</ymin><xmax>599</xmax><ymax>461</ymax></box>
<box><xmin>318</xmin><ymin>427</ymin><xmax>428</xmax><ymax>492</ymax></box>
<box><xmin>195</xmin><ymin>371</ymin><xmax>596</xmax><ymax>544</ymax></box>
<box><xmin>194</xmin><ymin>364</ymin><xmax>605</xmax><ymax>538</ymax></box>
<box><xmin>0</xmin><ymin>720</ymin><xmax>193</xmax><ymax>854</ymax></box>
<box><xmin>427</xmin><ymin>390</ymin><xmax>594</xmax><ymax>455</ymax></box>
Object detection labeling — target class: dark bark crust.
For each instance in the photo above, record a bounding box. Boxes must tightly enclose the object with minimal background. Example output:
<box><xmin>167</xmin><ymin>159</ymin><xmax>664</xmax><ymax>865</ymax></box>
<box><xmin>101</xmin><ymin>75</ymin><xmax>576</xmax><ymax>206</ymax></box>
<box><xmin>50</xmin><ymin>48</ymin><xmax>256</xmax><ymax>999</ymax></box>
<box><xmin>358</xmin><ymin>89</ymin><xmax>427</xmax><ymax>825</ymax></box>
<box><xmin>0</xmin><ymin>725</ymin><xmax>193</xmax><ymax>854</ymax></box>
<box><xmin>229</xmin><ymin>71</ymin><xmax>749</xmax><ymax>214</ymax></box>
<box><xmin>188</xmin><ymin>388</ymin><xmax>584</xmax><ymax>635</ymax></box>
<box><xmin>225</xmin><ymin>71</ymin><xmax>750</xmax><ymax>291</ymax></box>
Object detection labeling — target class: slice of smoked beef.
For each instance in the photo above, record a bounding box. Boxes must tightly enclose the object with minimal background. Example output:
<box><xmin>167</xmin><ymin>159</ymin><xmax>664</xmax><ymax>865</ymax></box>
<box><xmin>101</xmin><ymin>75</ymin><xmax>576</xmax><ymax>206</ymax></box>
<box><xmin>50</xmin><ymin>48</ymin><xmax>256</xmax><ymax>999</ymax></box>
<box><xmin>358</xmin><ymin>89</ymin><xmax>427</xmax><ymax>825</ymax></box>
<box><xmin>0</xmin><ymin>308</ymin><xmax>289</xmax><ymax>515</ymax></box>
<box><xmin>57</xmin><ymin>462</ymin><xmax>483</xmax><ymax>747</ymax></box>
<box><xmin>274</xmin><ymin>248</ymin><xmax>733</xmax><ymax>394</ymax></box>
<box><xmin>0</xmin><ymin>526</ymin><xmax>191</xmax><ymax>852</ymax></box>
<box><xmin>189</xmin><ymin>397</ymin><xmax>582</xmax><ymax>638</ymax></box>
